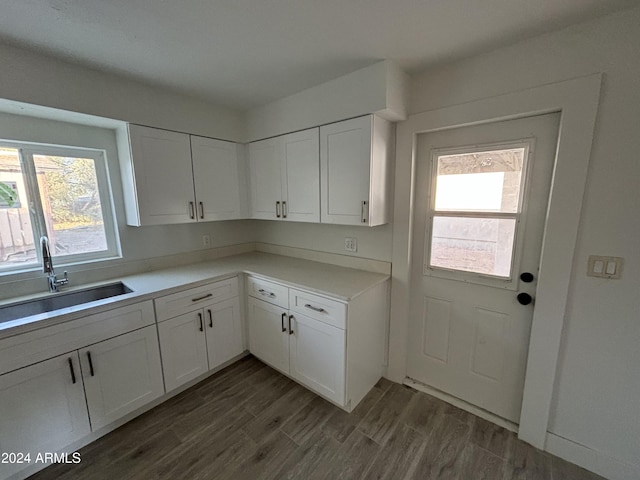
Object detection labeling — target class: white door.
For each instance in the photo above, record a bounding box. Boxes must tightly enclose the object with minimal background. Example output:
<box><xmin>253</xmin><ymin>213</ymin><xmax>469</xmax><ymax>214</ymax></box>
<box><xmin>289</xmin><ymin>312</ymin><xmax>346</xmax><ymax>405</ymax></box>
<box><xmin>128</xmin><ymin>124</ymin><xmax>196</xmax><ymax>225</ymax></box>
<box><xmin>407</xmin><ymin>113</ymin><xmax>560</xmax><ymax>423</ymax></box>
<box><xmin>281</xmin><ymin>128</ymin><xmax>320</xmax><ymax>222</ymax></box>
<box><xmin>191</xmin><ymin>136</ymin><xmax>244</xmax><ymax>221</ymax></box>
<box><xmin>247</xmin><ymin>297</ymin><xmax>289</xmax><ymax>374</ymax></box>
<box><xmin>249</xmin><ymin>137</ymin><xmax>282</xmax><ymax>220</ymax></box>
<box><xmin>205</xmin><ymin>297</ymin><xmax>244</xmax><ymax>369</ymax></box>
<box><xmin>0</xmin><ymin>353</ymin><xmax>90</xmax><ymax>479</ymax></box>
<box><xmin>320</xmin><ymin>115</ymin><xmax>371</xmax><ymax>225</ymax></box>
<box><xmin>80</xmin><ymin>325</ymin><xmax>164</xmax><ymax>430</ymax></box>
<box><xmin>158</xmin><ymin>310</ymin><xmax>209</xmax><ymax>392</ymax></box>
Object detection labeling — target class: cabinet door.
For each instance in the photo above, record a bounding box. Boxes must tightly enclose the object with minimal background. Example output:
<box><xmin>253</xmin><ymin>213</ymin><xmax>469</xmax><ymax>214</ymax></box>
<box><xmin>320</xmin><ymin>116</ymin><xmax>372</xmax><ymax>225</ymax></box>
<box><xmin>191</xmin><ymin>136</ymin><xmax>245</xmax><ymax>221</ymax></box>
<box><xmin>249</xmin><ymin>137</ymin><xmax>282</xmax><ymax>220</ymax></box>
<box><xmin>80</xmin><ymin>325</ymin><xmax>164</xmax><ymax>431</ymax></box>
<box><xmin>247</xmin><ymin>297</ymin><xmax>289</xmax><ymax>374</ymax></box>
<box><xmin>281</xmin><ymin>128</ymin><xmax>320</xmax><ymax>222</ymax></box>
<box><xmin>128</xmin><ymin>124</ymin><xmax>196</xmax><ymax>225</ymax></box>
<box><xmin>205</xmin><ymin>297</ymin><xmax>244</xmax><ymax>370</ymax></box>
<box><xmin>0</xmin><ymin>353</ymin><xmax>90</xmax><ymax>479</ymax></box>
<box><xmin>158</xmin><ymin>311</ymin><xmax>209</xmax><ymax>392</ymax></box>
<box><xmin>289</xmin><ymin>312</ymin><xmax>346</xmax><ymax>405</ymax></box>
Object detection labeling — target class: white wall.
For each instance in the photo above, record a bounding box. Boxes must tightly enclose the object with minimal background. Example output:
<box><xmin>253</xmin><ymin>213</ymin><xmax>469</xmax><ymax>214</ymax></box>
<box><xmin>407</xmin><ymin>6</ymin><xmax>640</xmax><ymax>474</ymax></box>
<box><xmin>0</xmin><ymin>43</ymin><xmax>245</xmax><ymax>142</ymax></box>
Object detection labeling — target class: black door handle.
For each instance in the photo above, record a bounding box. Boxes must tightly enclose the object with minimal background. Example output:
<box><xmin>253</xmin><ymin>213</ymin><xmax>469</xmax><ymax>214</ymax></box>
<box><xmin>87</xmin><ymin>351</ymin><xmax>95</xmax><ymax>376</ymax></box>
<box><xmin>289</xmin><ymin>315</ymin><xmax>294</xmax><ymax>335</ymax></box>
<box><xmin>208</xmin><ymin>309</ymin><xmax>213</xmax><ymax>328</ymax></box>
<box><xmin>520</xmin><ymin>272</ymin><xmax>535</xmax><ymax>283</ymax></box>
<box><xmin>517</xmin><ymin>293</ymin><xmax>533</xmax><ymax>305</ymax></box>
<box><xmin>68</xmin><ymin>358</ymin><xmax>76</xmax><ymax>384</ymax></box>
<box><xmin>198</xmin><ymin>312</ymin><xmax>203</xmax><ymax>332</ymax></box>
<box><xmin>281</xmin><ymin>313</ymin><xmax>287</xmax><ymax>332</ymax></box>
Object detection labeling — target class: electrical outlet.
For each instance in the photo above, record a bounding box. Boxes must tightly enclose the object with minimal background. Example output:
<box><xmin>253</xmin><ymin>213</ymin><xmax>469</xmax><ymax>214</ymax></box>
<box><xmin>344</xmin><ymin>237</ymin><xmax>357</xmax><ymax>252</ymax></box>
<box><xmin>202</xmin><ymin>234</ymin><xmax>211</xmax><ymax>247</ymax></box>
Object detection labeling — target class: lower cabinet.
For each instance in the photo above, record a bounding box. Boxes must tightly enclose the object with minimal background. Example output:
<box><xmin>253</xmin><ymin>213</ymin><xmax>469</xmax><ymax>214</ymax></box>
<box><xmin>247</xmin><ymin>296</ymin><xmax>346</xmax><ymax>405</ymax></box>
<box><xmin>0</xmin><ymin>353</ymin><xmax>90</xmax><ymax>479</ymax></box>
<box><xmin>157</xmin><ymin>287</ymin><xmax>244</xmax><ymax>393</ymax></box>
<box><xmin>79</xmin><ymin>325</ymin><xmax>164</xmax><ymax>431</ymax></box>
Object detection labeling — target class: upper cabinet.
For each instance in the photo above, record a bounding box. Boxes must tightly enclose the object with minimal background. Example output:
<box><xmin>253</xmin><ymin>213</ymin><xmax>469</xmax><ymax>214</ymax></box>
<box><xmin>320</xmin><ymin>115</ymin><xmax>393</xmax><ymax>226</ymax></box>
<box><xmin>123</xmin><ymin>124</ymin><xmax>247</xmax><ymax>226</ymax></box>
<box><xmin>249</xmin><ymin>128</ymin><xmax>320</xmax><ymax>222</ymax></box>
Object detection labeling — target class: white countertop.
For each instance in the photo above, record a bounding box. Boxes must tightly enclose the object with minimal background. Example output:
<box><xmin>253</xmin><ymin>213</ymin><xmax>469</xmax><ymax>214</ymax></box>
<box><xmin>0</xmin><ymin>252</ymin><xmax>389</xmax><ymax>339</ymax></box>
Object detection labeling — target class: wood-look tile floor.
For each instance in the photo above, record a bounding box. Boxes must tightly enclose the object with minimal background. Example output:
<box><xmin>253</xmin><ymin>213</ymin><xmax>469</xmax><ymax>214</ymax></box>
<box><xmin>29</xmin><ymin>356</ymin><xmax>606</xmax><ymax>480</ymax></box>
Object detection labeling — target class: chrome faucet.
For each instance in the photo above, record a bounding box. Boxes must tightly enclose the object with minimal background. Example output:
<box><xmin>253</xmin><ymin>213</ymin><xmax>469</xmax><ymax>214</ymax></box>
<box><xmin>40</xmin><ymin>236</ymin><xmax>69</xmax><ymax>292</ymax></box>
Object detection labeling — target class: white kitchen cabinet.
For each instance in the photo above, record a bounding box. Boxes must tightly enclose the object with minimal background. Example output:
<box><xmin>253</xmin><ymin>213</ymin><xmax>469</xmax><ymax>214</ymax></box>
<box><xmin>124</xmin><ymin>124</ymin><xmax>247</xmax><ymax>226</ymax></box>
<box><xmin>249</xmin><ymin>128</ymin><xmax>320</xmax><ymax>222</ymax></box>
<box><xmin>155</xmin><ymin>277</ymin><xmax>245</xmax><ymax>392</ymax></box>
<box><xmin>246</xmin><ymin>275</ymin><xmax>388</xmax><ymax>411</ymax></box>
<box><xmin>289</xmin><ymin>311</ymin><xmax>345</xmax><ymax>404</ymax></box>
<box><xmin>0</xmin><ymin>353</ymin><xmax>90</xmax><ymax>479</ymax></box>
<box><xmin>80</xmin><ymin>325</ymin><xmax>164</xmax><ymax>431</ymax></box>
<box><xmin>320</xmin><ymin>115</ymin><xmax>393</xmax><ymax>226</ymax></box>
<box><xmin>206</xmin><ymin>297</ymin><xmax>244</xmax><ymax>369</ymax></box>
<box><xmin>247</xmin><ymin>296</ymin><xmax>290</xmax><ymax>374</ymax></box>
<box><xmin>158</xmin><ymin>311</ymin><xmax>209</xmax><ymax>392</ymax></box>
<box><xmin>191</xmin><ymin>135</ymin><xmax>247</xmax><ymax>221</ymax></box>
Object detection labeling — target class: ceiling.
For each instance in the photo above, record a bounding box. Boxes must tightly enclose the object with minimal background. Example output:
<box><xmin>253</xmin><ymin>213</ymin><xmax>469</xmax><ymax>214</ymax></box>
<box><xmin>0</xmin><ymin>0</ymin><xmax>636</xmax><ymax>110</ymax></box>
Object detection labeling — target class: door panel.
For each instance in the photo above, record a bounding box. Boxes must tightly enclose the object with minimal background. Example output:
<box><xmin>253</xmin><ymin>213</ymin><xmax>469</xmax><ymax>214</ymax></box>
<box><xmin>80</xmin><ymin>325</ymin><xmax>164</xmax><ymax>430</ymax></box>
<box><xmin>249</xmin><ymin>137</ymin><xmax>281</xmax><ymax>220</ymax></box>
<box><xmin>281</xmin><ymin>128</ymin><xmax>320</xmax><ymax>222</ymax></box>
<box><xmin>247</xmin><ymin>297</ymin><xmax>289</xmax><ymax>374</ymax></box>
<box><xmin>158</xmin><ymin>311</ymin><xmax>209</xmax><ymax>392</ymax></box>
<box><xmin>205</xmin><ymin>297</ymin><xmax>244</xmax><ymax>369</ymax></box>
<box><xmin>407</xmin><ymin>113</ymin><xmax>560</xmax><ymax>423</ymax></box>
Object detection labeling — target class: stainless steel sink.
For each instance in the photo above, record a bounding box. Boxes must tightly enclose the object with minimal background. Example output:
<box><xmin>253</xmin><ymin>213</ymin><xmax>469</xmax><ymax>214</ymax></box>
<box><xmin>0</xmin><ymin>282</ymin><xmax>133</xmax><ymax>323</ymax></box>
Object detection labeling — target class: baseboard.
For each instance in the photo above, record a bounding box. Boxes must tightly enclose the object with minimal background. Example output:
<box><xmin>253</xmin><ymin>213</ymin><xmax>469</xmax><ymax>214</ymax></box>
<box><xmin>403</xmin><ymin>377</ymin><xmax>519</xmax><ymax>433</ymax></box>
<box><xmin>255</xmin><ymin>242</ymin><xmax>391</xmax><ymax>274</ymax></box>
<box><xmin>545</xmin><ymin>432</ymin><xmax>640</xmax><ymax>480</ymax></box>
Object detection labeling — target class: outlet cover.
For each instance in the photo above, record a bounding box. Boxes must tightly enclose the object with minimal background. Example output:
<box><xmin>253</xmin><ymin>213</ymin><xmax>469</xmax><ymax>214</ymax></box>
<box><xmin>344</xmin><ymin>237</ymin><xmax>357</xmax><ymax>252</ymax></box>
<box><xmin>202</xmin><ymin>235</ymin><xmax>211</xmax><ymax>247</ymax></box>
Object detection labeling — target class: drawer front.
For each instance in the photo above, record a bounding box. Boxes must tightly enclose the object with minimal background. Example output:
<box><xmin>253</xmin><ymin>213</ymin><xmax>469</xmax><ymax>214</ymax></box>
<box><xmin>289</xmin><ymin>288</ymin><xmax>346</xmax><ymax>330</ymax></box>
<box><xmin>247</xmin><ymin>276</ymin><xmax>289</xmax><ymax>309</ymax></box>
<box><xmin>155</xmin><ymin>277</ymin><xmax>239</xmax><ymax>322</ymax></box>
<box><xmin>0</xmin><ymin>301</ymin><xmax>155</xmax><ymax>376</ymax></box>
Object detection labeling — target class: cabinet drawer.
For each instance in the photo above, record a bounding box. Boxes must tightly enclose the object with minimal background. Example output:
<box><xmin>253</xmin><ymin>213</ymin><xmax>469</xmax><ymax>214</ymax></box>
<box><xmin>155</xmin><ymin>277</ymin><xmax>238</xmax><ymax>322</ymax></box>
<box><xmin>0</xmin><ymin>301</ymin><xmax>155</xmax><ymax>376</ymax></box>
<box><xmin>247</xmin><ymin>277</ymin><xmax>289</xmax><ymax>309</ymax></box>
<box><xmin>289</xmin><ymin>289</ymin><xmax>346</xmax><ymax>330</ymax></box>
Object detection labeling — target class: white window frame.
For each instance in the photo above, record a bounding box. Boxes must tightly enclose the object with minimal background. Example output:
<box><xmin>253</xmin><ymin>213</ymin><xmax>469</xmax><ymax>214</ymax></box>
<box><xmin>0</xmin><ymin>140</ymin><xmax>120</xmax><ymax>273</ymax></box>
<box><xmin>423</xmin><ymin>138</ymin><xmax>535</xmax><ymax>290</ymax></box>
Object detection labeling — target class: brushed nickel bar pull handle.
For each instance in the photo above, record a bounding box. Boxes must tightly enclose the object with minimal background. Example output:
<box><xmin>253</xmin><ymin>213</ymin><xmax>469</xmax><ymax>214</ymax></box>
<box><xmin>87</xmin><ymin>352</ymin><xmax>95</xmax><ymax>377</ymax></box>
<box><xmin>282</xmin><ymin>201</ymin><xmax>287</xmax><ymax>218</ymax></box>
<box><xmin>198</xmin><ymin>312</ymin><xmax>204</xmax><ymax>332</ymax></box>
<box><xmin>199</xmin><ymin>201</ymin><xmax>204</xmax><ymax>219</ymax></box>
<box><xmin>192</xmin><ymin>293</ymin><xmax>213</xmax><ymax>302</ymax></box>
<box><xmin>189</xmin><ymin>201</ymin><xmax>195</xmax><ymax>219</ymax></box>
<box><xmin>304</xmin><ymin>303</ymin><xmax>326</xmax><ymax>313</ymax></box>
<box><xmin>288</xmin><ymin>315</ymin><xmax>294</xmax><ymax>335</ymax></box>
<box><xmin>258</xmin><ymin>289</ymin><xmax>276</xmax><ymax>298</ymax></box>
<box><xmin>281</xmin><ymin>312</ymin><xmax>287</xmax><ymax>332</ymax></box>
<box><xmin>68</xmin><ymin>357</ymin><xmax>76</xmax><ymax>384</ymax></box>
<box><xmin>361</xmin><ymin>201</ymin><xmax>367</xmax><ymax>223</ymax></box>
<box><xmin>276</xmin><ymin>201</ymin><xmax>281</xmax><ymax>218</ymax></box>
<box><xmin>208</xmin><ymin>309</ymin><xmax>213</xmax><ymax>328</ymax></box>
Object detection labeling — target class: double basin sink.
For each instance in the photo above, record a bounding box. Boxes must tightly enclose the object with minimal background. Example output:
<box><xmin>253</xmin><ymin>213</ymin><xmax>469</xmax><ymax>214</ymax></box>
<box><xmin>0</xmin><ymin>282</ymin><xmax>133</xmax><ymax>325</ymax></box>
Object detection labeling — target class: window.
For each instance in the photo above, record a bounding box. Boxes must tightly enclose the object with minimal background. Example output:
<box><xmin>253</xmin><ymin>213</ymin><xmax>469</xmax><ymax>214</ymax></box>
<box><xmin>0</xmin><ymin>142</ymin><xmax>119</xmax><ymax>272</ymax></box>
<box><xmin>426</xmin><ymin>142</ymin><xmax>530</xmax><ymax>280</ymax></box>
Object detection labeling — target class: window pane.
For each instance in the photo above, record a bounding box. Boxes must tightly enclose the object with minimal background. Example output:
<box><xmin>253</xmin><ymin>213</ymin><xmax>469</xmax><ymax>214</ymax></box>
<box><xmin>429</xmin><ymin>216</ymin><xmax>516</xmax><ymax>277</ymax></box>
<box><xmin>33</xmin><ymin>155</ymin><xmax>108</xmax><ymax>258</ymax></box>
<box><xmin>0</xmin><ymin>148</ymin><xmax>39</xmax><ymax>269</ymax></box>
<box><xmin>435</xmin><ymin>148</ymin><xmax>525</xmax><ymax>213</ymax></box>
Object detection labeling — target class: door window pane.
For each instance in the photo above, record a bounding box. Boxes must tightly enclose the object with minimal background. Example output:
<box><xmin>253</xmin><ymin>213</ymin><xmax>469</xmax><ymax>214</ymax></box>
<box><xmin>0</xmin><ymin>148</ymin><xmax>38</xmax><ymax>269</ymax></box>
<box><xmin>435</xmin><ymin>148</ymin><xmax>525</xmax><ymax>213</ymax></box>
<box><xmin>33</xmin><ymin>155</ymin><xmax>108</xmax><ymax>257</ymax></box>
<box><xmin>430</xmin><ymin>216</ymin><xmax>516</xmax><ymax>278</ymax></box>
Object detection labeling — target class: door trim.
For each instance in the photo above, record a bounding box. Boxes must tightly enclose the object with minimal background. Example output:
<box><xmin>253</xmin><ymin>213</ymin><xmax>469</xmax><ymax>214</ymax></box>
<box><xmin>388</xmin><ymin>74</ymin><xmax>602</xmax><ymax>448</ymax></box>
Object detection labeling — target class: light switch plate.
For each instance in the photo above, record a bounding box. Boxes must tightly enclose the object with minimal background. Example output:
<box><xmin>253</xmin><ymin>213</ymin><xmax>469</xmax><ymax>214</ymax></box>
<box><xmin>587</xmin><ymin>255</ymin><xmax>623</xmax><ymax>279</ymax></box>
<box><xmin>344</xmin><ymin>237</ymin><xmax>357</xmax><ymax>252</ymax></box>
